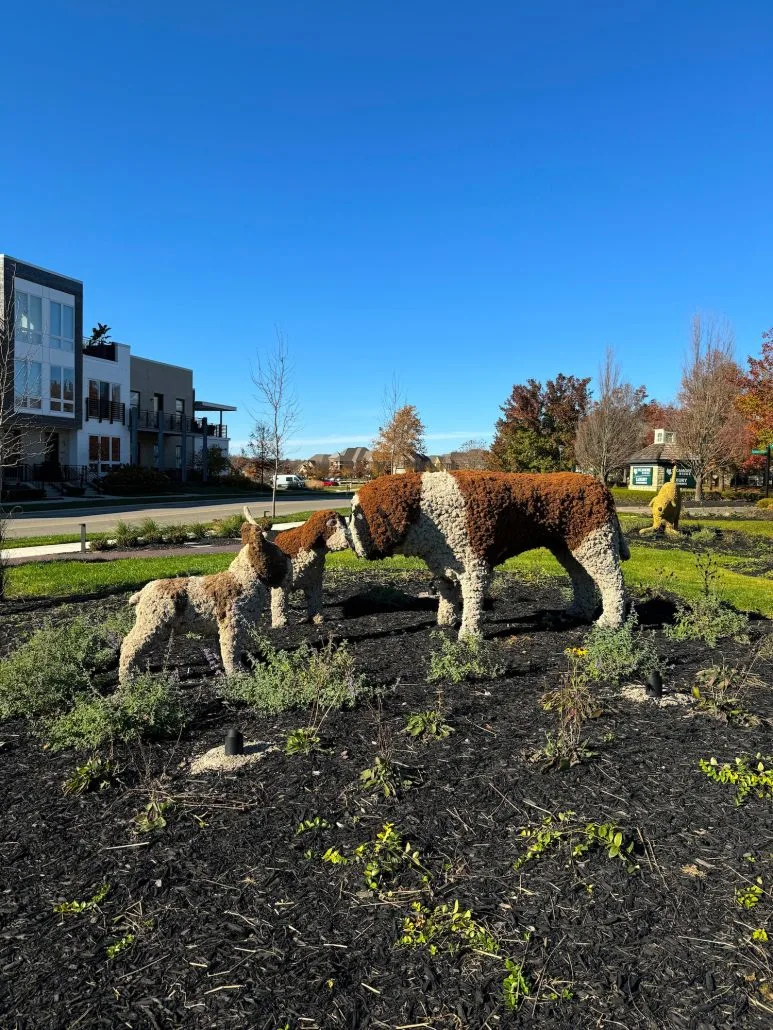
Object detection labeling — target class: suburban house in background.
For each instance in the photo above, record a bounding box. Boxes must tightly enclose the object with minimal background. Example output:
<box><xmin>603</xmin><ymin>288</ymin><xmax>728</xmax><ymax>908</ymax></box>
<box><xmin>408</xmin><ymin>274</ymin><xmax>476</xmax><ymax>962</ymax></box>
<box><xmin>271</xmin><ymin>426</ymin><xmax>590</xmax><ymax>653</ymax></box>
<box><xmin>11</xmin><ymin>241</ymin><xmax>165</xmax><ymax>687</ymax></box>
<box><xmin>625</xmin><ymin>429</ymin><xmax>694</xmax><ymax>490</ymax></box>
<box><xmin>1</xmin><ymin>254</ymin><xmax>234</xmax><ymax>492</ymax></box>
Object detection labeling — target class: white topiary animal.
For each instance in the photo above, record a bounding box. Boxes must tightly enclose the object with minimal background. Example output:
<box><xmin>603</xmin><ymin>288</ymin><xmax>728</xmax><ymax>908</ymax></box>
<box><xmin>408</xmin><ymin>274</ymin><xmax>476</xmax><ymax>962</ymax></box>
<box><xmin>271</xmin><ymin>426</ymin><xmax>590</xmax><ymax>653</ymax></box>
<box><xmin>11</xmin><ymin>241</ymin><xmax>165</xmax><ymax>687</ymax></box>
<box><xmin>118</xmin><ymin>507</ymin><xmax>287</xmax><ymax>683</ymax></box>
<box><xmin>348</xmin><ymin>471</ymin><xmax>630</xmax><ymax>638</ymax></box>
<box><xmin>268</xmin><ymin>509</ymin><xmax>350</xmax><ymax>627</ymax></box>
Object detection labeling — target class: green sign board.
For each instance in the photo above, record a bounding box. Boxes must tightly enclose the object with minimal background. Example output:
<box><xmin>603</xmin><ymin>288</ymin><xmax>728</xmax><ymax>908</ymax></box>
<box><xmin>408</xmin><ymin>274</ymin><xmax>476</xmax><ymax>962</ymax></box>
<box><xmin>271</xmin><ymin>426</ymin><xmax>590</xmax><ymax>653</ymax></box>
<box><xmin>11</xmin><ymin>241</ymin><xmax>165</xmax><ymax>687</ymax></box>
<box><xmin>632</xmin><ymin>466</ymin><xmax>653</xmax><ymax>486</ymax></box>
<box><xmin>752</xmin><ymin>448</ymin><xmax>771</xmax><ymax>455</ymax></box>
<box><xmin>665</xmin><ymin>467</ymin><xmax>696</xmax><ymax>488</ymax></box>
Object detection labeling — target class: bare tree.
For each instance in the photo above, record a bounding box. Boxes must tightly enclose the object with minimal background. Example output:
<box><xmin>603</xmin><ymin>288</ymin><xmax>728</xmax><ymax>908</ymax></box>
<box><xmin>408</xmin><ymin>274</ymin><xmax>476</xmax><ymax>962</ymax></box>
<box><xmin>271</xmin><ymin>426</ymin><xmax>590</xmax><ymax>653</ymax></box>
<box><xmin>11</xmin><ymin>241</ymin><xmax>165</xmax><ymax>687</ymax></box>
<box><xmin>251</xmin><ymin>329</ymin><xmax>301</xmax><ymax>516</ymax></box>
<box><xmin>0</xmin><ymin>272</ymin><xmax>50</xmax><ymax>597</ymax></box>
<box><xmin>453</xmin><ymin>438</ymin><xmax>490</xmax><ymax>469</ymax></box>
<box><xmin>575</xmin><ymin>349</ymin><xmax>647</xmax><ymax>483</ymax></box>
<box><xmin>675</xmin><ymin>315</ymin><xmax>746</xmax><ymax>501</ymax></box>
<box><xmin>376</xmin><ymin>374</ymin><xmax>404</xmax><ymax>475</ymax></box>
<box><xmin>244</xmin><ymin>420</ymin><xmax>276</xmax><ymax>485</ymax></box>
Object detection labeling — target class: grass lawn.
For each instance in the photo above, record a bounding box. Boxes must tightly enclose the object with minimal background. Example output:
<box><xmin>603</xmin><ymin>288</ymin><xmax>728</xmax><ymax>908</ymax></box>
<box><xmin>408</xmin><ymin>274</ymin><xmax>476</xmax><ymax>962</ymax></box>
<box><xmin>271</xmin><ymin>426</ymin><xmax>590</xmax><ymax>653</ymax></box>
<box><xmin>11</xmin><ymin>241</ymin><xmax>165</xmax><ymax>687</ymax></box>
<box><xmin>9</xmin><ymin>542</ymin><xmax>770</xmax><ymax>615</ymax></box>
<box><xmin>3</xmin><ymin>533</ymin><xmax>84</xmax><ymax>549</ymax></box>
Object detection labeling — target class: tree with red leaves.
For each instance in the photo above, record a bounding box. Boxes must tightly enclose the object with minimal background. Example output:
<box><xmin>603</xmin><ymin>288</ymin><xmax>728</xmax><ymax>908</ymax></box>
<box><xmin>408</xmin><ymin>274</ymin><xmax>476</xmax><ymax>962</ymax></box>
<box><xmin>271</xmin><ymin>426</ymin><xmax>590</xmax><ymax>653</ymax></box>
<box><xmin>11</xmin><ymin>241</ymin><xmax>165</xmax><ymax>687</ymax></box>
<box><xmin>489</xmin><ymin>374</ymin><xmax>591</xmax><ymax>472</ymax></box>
<box><xmin>738</xmin><ymin>329</ymin><xmax>773</xmax><ymax>449</ymax></box>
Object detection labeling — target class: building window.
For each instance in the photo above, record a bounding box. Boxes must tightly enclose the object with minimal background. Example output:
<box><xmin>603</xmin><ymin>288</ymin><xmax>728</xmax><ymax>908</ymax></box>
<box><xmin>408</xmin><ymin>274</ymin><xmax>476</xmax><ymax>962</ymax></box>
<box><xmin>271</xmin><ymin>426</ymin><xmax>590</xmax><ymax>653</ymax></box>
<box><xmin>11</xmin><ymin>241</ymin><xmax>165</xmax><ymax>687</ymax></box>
<box><xmin>88</xmin><ymin>436</ymin><xmax>120</xmax><ymax>468</ymax></box>
<box><xmin>153</xmin><ymin>393</ymin><xmax>163</xmax><ymax>413</ymax></box>
<box><xmin>130</xmin><ymin>391</ymin><xmax>140</xmax><ymax>410</ymax></box>
<box><xmin>153</xmin><ymin>443</ymin><xmax>159</xmax><ymax>466</ymax></box>
<box><xmin>14</xmin><ymin>291</ymin><xmax>43</xmax><ymax>346</ymax></box>
<box><xmin>49</xmin><ymin>301</ymin><xmax>75</xmax><ymax>352</ymax></box>
<box><xmin>88</xmin><ymin>379</ymin><xmax>119</xmax><ymax>419</ymax></box>
<box><xmin>112</xmin><ymin>438</ymin><xmax>121</xmax><ymax>462</ymax></box>
<box><xmin>88</xmin><ymin>436</ymin><xmax>100</xmax><ymax>462</ymax></box>
<box><xmin>175</xmin><ymin>398</ymin><xmax>185</xmax><ymax>414</ymax></box>
<box><xmin>14</xmin><ymin>359</ymin><xmax>42</xmax><ymax>409</ymax></box>
<box><xmin>50</xmin><ymin>366</ymin><xmax>75</xmax><ymax>413</ymax></box>
<box><xmin>175</xmin><ymin>444</ymin><xmax>182</xmax><ymax>469</ymax></box>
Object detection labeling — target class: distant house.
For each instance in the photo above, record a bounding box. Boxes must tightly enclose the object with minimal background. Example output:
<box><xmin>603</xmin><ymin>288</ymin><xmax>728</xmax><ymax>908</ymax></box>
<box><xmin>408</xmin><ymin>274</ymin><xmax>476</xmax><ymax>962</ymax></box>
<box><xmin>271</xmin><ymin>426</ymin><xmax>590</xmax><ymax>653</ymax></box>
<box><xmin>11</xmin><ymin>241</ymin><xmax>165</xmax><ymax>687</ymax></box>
<box><xmin>394</xmin><ymin>451</ymin><xmax>433</xmax><ymax>473</ymax></box>
<box><xmin>428</xmin><ymin>454</ymin><xmax>459</xmax><ymax>472</ymax></box>
<box><xmin>329</xmin><ymin>446</ymin><xmax>371</xmax><ymax>477</ymax></box>
<box><xmin>626</xmin><ymin>429</ymin><xmax>694</xmax><ymax>490</ymax></box>
<box><xmin>298</xmin><ymin>452</ymin><xmax>331</xmax><ymax>477</ymax></box>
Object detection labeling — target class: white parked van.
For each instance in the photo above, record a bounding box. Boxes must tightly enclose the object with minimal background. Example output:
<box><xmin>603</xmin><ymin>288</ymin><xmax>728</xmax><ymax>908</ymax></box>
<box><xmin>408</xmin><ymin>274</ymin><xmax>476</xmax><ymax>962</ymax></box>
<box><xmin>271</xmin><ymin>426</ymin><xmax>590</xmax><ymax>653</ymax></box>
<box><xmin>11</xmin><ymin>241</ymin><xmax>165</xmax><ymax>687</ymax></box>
<box><xmin>272</xmin><ymin>474</ymin><xmax>304</xmax><ymax>491</ymax></box>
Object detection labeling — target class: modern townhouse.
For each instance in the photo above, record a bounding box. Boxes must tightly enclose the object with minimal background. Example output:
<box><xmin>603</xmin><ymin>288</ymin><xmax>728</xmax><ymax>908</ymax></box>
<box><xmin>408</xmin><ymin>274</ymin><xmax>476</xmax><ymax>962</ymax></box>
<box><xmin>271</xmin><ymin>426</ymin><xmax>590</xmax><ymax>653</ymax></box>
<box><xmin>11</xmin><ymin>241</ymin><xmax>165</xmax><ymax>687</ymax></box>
<box><xmin>1</xmin><ymin>254</ymin><xmax>234</xmax><ymax>492</ymax></box>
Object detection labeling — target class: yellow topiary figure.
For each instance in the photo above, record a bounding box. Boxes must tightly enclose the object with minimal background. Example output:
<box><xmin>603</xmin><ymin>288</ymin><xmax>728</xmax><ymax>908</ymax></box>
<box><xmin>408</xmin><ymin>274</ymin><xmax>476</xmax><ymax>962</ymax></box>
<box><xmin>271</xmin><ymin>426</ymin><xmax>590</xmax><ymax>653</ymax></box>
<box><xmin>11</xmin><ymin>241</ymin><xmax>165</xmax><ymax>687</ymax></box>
<box><xmin>639</xmin><ymin>466</ymin><xmax>683</xmax><ymax>538</ymax></box>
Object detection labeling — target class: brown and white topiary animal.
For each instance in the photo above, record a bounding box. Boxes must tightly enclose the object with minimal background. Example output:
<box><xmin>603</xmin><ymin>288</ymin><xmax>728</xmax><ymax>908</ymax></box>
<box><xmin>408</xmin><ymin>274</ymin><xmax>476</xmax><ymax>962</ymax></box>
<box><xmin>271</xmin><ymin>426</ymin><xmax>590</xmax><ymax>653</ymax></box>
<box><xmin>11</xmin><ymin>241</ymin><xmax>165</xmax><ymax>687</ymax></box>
<box><xmin>118</xmin><ymin>508</ymin><xmax>287</xmax><ymax>683</ymax></box>
<box><xmin>264</xmin><ymin>508</ymin><xmax>350</xmax><ymax>627</ymax></box>
<box><xmin>348</xmin><ymin>471</ymin><xmax>630</xmax><ymax>637</ymax></box>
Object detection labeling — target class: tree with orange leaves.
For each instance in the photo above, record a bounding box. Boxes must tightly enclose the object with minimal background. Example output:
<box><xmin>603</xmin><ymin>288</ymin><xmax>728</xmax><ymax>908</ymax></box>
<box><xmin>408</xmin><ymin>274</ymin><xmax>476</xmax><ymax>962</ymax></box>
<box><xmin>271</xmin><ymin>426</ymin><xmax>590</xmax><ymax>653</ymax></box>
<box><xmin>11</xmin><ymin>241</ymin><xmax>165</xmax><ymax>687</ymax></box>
<box><xmin>738</xmin><ymin>329</ymin><xmax>773</xmax><ymax>449</ymax></box>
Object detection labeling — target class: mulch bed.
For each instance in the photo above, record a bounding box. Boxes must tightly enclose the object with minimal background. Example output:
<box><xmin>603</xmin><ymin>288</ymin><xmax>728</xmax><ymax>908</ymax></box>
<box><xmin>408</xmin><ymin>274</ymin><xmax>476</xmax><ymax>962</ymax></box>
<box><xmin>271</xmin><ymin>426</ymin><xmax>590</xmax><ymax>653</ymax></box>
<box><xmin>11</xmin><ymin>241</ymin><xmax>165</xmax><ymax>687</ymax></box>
<box><xmin>1</xmin><ymin>571</ymin><xmax>773</xmax><ymax>1029</ymax></box>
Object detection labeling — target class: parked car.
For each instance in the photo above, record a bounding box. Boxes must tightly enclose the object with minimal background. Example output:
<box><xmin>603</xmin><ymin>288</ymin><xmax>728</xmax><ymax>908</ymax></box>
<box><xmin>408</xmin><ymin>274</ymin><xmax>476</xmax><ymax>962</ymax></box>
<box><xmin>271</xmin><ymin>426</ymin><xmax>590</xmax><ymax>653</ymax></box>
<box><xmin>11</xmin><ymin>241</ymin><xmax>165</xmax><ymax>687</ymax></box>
<box><xmin>321</xmin><ymin>478</ymin><xmax>340</xmax><ymax>487</ymax></box>
<box><xmin>272</xmin><ymin>474</ymin><xmax>305</xmax><ymax>491</ymax></box>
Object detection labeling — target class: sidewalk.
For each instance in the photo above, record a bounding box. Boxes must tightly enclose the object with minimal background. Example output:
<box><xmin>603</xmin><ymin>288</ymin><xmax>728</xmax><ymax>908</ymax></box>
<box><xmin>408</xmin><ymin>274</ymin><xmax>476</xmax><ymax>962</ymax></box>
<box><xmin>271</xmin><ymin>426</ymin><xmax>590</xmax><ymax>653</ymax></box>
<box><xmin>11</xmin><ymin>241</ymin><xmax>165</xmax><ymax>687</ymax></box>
<box><xmin>1</xmin><ymin>522</ymin><xmax>305</xmax><ymax>565</ymax></box>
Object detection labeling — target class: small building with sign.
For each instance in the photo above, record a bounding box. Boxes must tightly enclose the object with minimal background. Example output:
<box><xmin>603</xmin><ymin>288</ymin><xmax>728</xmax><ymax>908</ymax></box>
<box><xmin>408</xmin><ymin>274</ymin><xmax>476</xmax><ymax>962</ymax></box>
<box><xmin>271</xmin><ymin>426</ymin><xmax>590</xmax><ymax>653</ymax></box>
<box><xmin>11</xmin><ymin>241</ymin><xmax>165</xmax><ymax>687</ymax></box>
<box><xmin>626</xmin><ymin>429</ymin><xmax>695</xmax><ymax>491</ymax></box>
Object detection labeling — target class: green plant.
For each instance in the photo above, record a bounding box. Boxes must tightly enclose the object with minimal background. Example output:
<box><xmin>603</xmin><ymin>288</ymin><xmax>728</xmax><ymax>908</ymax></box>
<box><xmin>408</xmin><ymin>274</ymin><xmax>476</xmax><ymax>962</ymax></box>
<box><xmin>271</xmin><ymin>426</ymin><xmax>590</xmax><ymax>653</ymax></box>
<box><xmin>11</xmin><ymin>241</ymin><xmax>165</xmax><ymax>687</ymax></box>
<box><xmin>665</xmin><ymin>552</ymin><xmax>749</xmax><ymax>647</ymax></box>
<box><xmin>106</xmin><ymin>933</ymin><xmax>136</xmax><ymax>959</ymax></box>
<box><xmin>405</xmin><ymin>709</ymin><xmax>454</xmax><ymax>740</ymax></box>
<box><xmin>62</xmin><ymin>755</ymin><xmax>117</xmax><ymax>796</ymax></box>
<box><xmin>284</xmin><ymin>727</ymin><xmax>321</xmax><ymax>755</ymax></box>
<box><xmin>223</xmin><ymin>637</ymin><xmax>366</xmax><ymax>714</ymax></box>
<box><xmin>134</xmin><ymin>796</ymin><xmax>175</xmax><ymax>833</ymax></box>
<box><xmin>736</xmin><ymin>881</ymin><xmax>764</xmax><ymax>909</ymax></box>
<box><xmin>427</xmin><ymin>631</ymin><xmax>504</xmax><ymax>684</ymax></box>
<box><xmin>534</xmin><ymin>648</ymin><xmax>599</xmax><ymax>769</ymax></box>
<box><xmin>138</xmin><ymin>518</ymin><xmax>164</xmax><ymax>544</ymax></box>
<box><xmin>53</xmin><ymin>883</ymin><xmax>110</xmax><ymax>916</ymax></box>
<box><xmin>514</xmin><ymin>811</ymin><xmax>638</xmax><ymax>873</ymax></box>
<box><xmin>0</xmin><ymin>617</ymin><xmax>121</xmax><ymax>722</ymax></box>
<box><xmin>699</xmin><ymin>754</ymin><xmax>773</xmax><ymax>805</ymax></box>
<box><xmin>359</xmin><ymin>755</ymin><xmax>407</xmax><ymax>797</ymax></box>
<box><xmin>88</xmin><ymin>533</ymin><xmax>111</xmax><ymax>552</ymax></box>
<box><xmin>115</xmin><ymin>521</ymin><xmax>142</xmax><ymax>548</ymax></box>
<box><xmin>752</xmin><ymin>928</ymin><xmax>769</xmax><ymax>943</ymax></box>
<box><xmin>583</xmin><ymin>614</ymin><xmax>660</xmax><ymax>683</ymax></box>
<box><xmin>322</xmin><ymin>822</ymin><xmax>424</xmax><ymax>892</ymax></box>
<box><xmin>211</xmin><ymin>513</ymin><xmax>246</xmax><ymax>538</ymax></box>
<box><xmin>502</xmin><ymin>958</ymin><xmax>531</xmax><ymax>1012</ymax></box>
<box><xmin>44</xmin><ymin>672</ymin><xmax>187</xmax><ymax>752</ymax></box>
<box><xmin>691</xmin><ymin>665</ymin><xmax>760</xmax><ymax>727</ymax></box>
<box><xmin>163</xmin><ymin>523</ymin><xmax>191</xmax><ymax>545</ymax></box>
<box><xmin>398</xmin><ymin>899</ymin><xmax>498</xmax><ymax>955</ymax></box>
<box><xmin>296</xmin><ymin>816</ymin><xmax>330</xmax><ymax>835</ymax></box>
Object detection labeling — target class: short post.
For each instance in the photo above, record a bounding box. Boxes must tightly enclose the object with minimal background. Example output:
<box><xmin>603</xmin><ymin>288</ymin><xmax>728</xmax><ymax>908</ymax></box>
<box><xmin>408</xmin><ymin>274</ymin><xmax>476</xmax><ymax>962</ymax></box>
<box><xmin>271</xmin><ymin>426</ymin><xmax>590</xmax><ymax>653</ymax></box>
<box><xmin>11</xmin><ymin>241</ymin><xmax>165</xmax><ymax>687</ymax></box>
<box><xmin>225</xmin><ymin>727</ymin><xmax>244</xmax><ymax>756</ymax></box>
<box><xmin>80</xmin><ymin>523</ymin><xmax>87</xmax><ymax>553</ymax></box>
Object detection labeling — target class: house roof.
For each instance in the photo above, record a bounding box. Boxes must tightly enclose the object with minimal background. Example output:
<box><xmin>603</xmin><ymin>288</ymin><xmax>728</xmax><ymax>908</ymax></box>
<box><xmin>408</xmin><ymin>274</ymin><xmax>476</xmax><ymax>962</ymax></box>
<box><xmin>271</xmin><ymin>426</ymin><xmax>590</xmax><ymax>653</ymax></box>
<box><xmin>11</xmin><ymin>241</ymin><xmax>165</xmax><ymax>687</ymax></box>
<box><xmin>627</xmin><ymin>442</ymin><xmax>682</xmax><ymax>465</ymax></box>
<box><xmin>331</xmin><ymin>446</ymin><xmax>371</xmax><ymax>463</ymax></box>
<box><xmin>305</xmin><ymin>453</ymin><xmax>331</xmax><ymax>464</ymax></box>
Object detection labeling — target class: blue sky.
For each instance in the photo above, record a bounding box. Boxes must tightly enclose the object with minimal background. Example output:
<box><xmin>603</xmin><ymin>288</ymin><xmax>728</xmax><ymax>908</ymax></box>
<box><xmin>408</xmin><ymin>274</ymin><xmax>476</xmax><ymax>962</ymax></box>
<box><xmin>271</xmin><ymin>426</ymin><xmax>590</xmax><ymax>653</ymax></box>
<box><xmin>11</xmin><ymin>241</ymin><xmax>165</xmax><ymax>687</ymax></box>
<box><xmin>2</xmin><ymin>1</ymin><xmax>772</xmax><ymax>455</ymax></box>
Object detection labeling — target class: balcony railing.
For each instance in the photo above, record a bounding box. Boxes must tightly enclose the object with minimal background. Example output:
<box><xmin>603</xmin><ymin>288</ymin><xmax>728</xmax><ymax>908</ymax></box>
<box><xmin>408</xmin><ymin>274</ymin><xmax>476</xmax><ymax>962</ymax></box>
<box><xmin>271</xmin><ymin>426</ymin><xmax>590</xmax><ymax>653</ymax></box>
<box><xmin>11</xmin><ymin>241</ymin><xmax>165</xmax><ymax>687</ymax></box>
<box><xmin>130</xmin><ymin>408</ymin><xmax>228</xmax><ymax>438</ymax></box>
<box><xmin>85</xmin><ymin>398</ymin><xmax>126</xmax><ymax>423</ymax></box>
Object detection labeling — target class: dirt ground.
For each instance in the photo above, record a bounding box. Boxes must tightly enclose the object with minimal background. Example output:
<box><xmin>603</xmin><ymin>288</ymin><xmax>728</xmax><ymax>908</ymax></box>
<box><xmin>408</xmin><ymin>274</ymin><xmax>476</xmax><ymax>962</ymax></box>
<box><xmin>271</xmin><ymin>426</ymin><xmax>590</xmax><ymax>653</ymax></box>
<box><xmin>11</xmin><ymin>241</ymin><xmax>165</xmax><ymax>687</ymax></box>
<box><xmin>1</xmin><ymin>570</ymin><xmax>772</xmax><ymax>1029</ymax></box>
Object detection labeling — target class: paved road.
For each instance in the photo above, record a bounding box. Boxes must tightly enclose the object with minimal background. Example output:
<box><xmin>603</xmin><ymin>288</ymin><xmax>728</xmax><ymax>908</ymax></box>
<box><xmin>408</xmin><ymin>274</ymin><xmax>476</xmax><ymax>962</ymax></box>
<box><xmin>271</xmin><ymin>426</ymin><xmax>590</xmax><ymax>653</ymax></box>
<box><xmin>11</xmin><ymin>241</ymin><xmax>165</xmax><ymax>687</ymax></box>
<box><xmin>3</xmin><ymin>492</ymin><xmax>353</xmax><ymax>539</ymax></box>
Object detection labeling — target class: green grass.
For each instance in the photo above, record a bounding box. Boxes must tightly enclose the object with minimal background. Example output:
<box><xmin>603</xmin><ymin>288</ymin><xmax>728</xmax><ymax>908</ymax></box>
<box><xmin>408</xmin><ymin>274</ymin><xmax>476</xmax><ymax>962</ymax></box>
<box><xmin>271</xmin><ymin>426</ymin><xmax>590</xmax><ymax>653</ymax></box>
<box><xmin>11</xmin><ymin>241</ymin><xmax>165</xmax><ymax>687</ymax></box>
<box><xmin>617</xmin><ymin>513</ymin><xmax>773</xmax><ymax>539</ymax></box>
<box><xmin>5</xmin><ymin>541</ymin><xmax>772</xmax><ymax>616</ymax></box>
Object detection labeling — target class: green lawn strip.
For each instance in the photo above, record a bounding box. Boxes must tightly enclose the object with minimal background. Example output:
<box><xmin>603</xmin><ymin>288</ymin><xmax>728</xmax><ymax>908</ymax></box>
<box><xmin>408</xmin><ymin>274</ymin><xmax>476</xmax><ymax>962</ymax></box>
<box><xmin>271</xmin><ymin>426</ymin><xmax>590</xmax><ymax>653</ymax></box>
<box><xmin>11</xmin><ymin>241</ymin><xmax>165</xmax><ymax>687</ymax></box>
<box><xmin>7</xmin><ymin>542</ymin><xmax>773</xmax><ymax>615</ymax></box>
<box><xmin>617</xmin><ymin>513</ymin><xmax>773</xmax><ymax>539</ymax></box>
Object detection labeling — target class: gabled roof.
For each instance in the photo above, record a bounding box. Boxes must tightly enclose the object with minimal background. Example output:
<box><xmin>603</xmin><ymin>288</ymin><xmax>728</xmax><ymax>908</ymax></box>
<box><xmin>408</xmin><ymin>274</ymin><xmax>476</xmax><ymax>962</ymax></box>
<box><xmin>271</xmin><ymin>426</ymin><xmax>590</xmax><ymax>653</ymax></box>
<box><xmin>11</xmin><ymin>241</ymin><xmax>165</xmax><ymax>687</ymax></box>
<box><xmin>627</xmin><ymin>442</ymin><xmax>682</xmax><ymax>464</ymax></box>
<box><xmin>331</xmin><ymin>446</ymin><xmax>371</xmax><ymax>463</ymax></box>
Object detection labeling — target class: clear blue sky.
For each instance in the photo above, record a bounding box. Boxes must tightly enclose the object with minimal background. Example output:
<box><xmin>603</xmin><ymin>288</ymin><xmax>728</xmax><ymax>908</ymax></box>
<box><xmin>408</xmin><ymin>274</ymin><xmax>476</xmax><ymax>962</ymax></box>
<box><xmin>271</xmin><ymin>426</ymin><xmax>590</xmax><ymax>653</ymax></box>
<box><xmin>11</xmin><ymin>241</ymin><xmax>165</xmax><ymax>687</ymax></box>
<box><xmin>3</xmin><ymin>1</ymin><xmax>771</xmax><ymax>455</ymax></box>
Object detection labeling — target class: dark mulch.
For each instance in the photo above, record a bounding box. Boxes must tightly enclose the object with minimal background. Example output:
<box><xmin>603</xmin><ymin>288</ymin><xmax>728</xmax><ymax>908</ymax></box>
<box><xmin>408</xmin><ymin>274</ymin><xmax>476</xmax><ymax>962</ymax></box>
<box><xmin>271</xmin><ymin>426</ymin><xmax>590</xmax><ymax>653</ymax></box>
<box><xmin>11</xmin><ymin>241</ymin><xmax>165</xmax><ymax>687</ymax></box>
<box><xmin>2</xmin><ymin>572</ymin><xmax>773</xmax><ymax>1029</ymax></box>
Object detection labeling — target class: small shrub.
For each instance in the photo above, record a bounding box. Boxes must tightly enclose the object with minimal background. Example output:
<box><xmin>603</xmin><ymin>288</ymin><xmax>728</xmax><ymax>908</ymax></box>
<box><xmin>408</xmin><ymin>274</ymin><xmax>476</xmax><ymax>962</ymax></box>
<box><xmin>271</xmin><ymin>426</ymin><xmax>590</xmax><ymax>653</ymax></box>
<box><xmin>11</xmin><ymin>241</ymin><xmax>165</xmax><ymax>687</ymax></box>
<box><xmin>88</xmin><ymin>534</ymin><xmax>112</xmax><ymax>552</ymax></box>
<box><xmin>53</xmin><ymin>883</ymin><xmax>110</xmax><ymax>916</ymax></box>
<box><xmin>691</xmin><ymin>664</ymin><xmax>760</xmax><ymax>727</ymax></box>
<box><xmin>0</xmin><ymin>618</ymin><xmax>120</xmax><ymax>721</ymax></box>
<box><xmin>534</xmin><ymin>648</ymin><xmax>600</xmax><ymax>769</ymax></box>
<box><xmin>398</xmin><ymin>899</ymin><xmax>498</xmax><ymax>955</ymax></box>
<box><xmin>322</xmin><ymin>822</ymin><xmax>424</xmax><ymax>892</ymax></box>
<box><xmin>514</xmin><ymin>810</ymin><xmax>638</xmax><ymax>873</ymax></box>
<box><xmin>163</xmin><ymin>523</ymin><xmax>190</xmax><ymax>545</ymax></box>
<box><xmin>757</xmin><ymin>497</ymin><xmax>773</xmax><ymax>509</ymax></box>
<box><xmin>115</xmin><ymin>521</ymin><xmax>142</xmax><ymax>548</ymax></box>
<box><xmin>285</xmin><ymin>727</ymin><xmax>321</xmax><ymax>755</ymax></box>
<box><xmin>106</xmin><ymin>934</ymin><xmax>136</xmax><ymax>959</ymax></box>
<box><xmin>62</xmin><ymin>755</ymin><xmax>118</xmax><ymax>796</ymax></box>
<box><xmin>211</xmin><ymin>513</ymin><xmax>246</xmax><ymax>538</ymax></box>
<box><xmin>99</xmin><ymin>465</ymin><xmax>172</xmax><ymax>495</ymax></box>
<box><xmin>666</xmin><ymin>593</ymin><xmax>749</xmax><ymax>647</ymax></box>
<box><xmin>699</xmin><ymin>754</ymin><xmax>773</xmax><ymax>805</ymax></box>
<box><xmin>502</xmin><ymin>958</ymin><xmax>531</xmax><ymax>1012</ymax></box>
<box><xmin>405</xmin><ymin>709</ymin><xmax>454</xmax><ymax>741</ymax></box>
<box><xmin>223</xmin><ymin>636</ymin><xmax>366</xmax><ymax>714</ymax></box>
<box><xmin>427</xmin><ymin>632</ymin><xmax>504</xmax><ymax>684</ymax></box>
<box><xmin>44</xmin><ymin>672</ymin><xmax>187</xmax><ymax>752</ymax></box>
<box><xmin>583</xmin><ymin>615</ymin><xmax>660</xmax><ymax>683</ymax></box>
<box><xmin>187</xmin><ymin>521</ymin><xmax>210</xmax><ymax>540</ymax></box>
<box><xmin>736</xmin><ymin>881</ymin><xmax>765</xmax><ymax>909</ymax></box>
<box><xmin>137</xmin><ymin>518</ymin><xmax>164</xmax><ymax>544</ymax></box>
<box><xmin>134</xmin><ymin>796</ymin><xmax>175</xmax><ymax>833</ymax></box>
<box><xmin>359</xmin><ymin>755</ymin><xmax>408</xmax><ymax>797</ymax></box>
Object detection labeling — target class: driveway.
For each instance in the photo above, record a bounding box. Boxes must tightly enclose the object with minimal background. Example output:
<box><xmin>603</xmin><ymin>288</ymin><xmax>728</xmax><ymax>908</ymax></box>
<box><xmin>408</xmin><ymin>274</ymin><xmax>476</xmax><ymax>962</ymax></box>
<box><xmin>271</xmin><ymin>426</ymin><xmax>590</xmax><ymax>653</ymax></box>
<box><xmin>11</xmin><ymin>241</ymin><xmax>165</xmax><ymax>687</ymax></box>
<box><xmin>3</xmin><ymin>492</ymin><xmax>353</xmax><ymax>539</ymax></box>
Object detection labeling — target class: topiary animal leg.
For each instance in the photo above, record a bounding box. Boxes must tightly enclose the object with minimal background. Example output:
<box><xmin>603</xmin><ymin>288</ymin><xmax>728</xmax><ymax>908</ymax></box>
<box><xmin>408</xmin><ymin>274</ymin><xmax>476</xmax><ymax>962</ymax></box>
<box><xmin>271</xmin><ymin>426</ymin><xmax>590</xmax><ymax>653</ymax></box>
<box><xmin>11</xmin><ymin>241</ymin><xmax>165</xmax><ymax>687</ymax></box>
<box><xmin>458</xmin><ymin>562</ymin><xmax>489</xmax><ymax>638</ymax></box>
<box><xmin>549</xmin><ymin>544</ymin><xmax>598</xmax><ymax>620</ymax></box>
<box><xmin>435</xmin><ymin>577</ymin><xmax>459</xmax><ymax>626</ymax></box>
<box><xmin>270</xmin><ymin>587</ymin><xmax>288</xmax><ymax>628</ymax></box>
<box><xmin>571</xmin><ymin>524</ymin><xmax>626</xmax><ymax>629</ymax></box>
